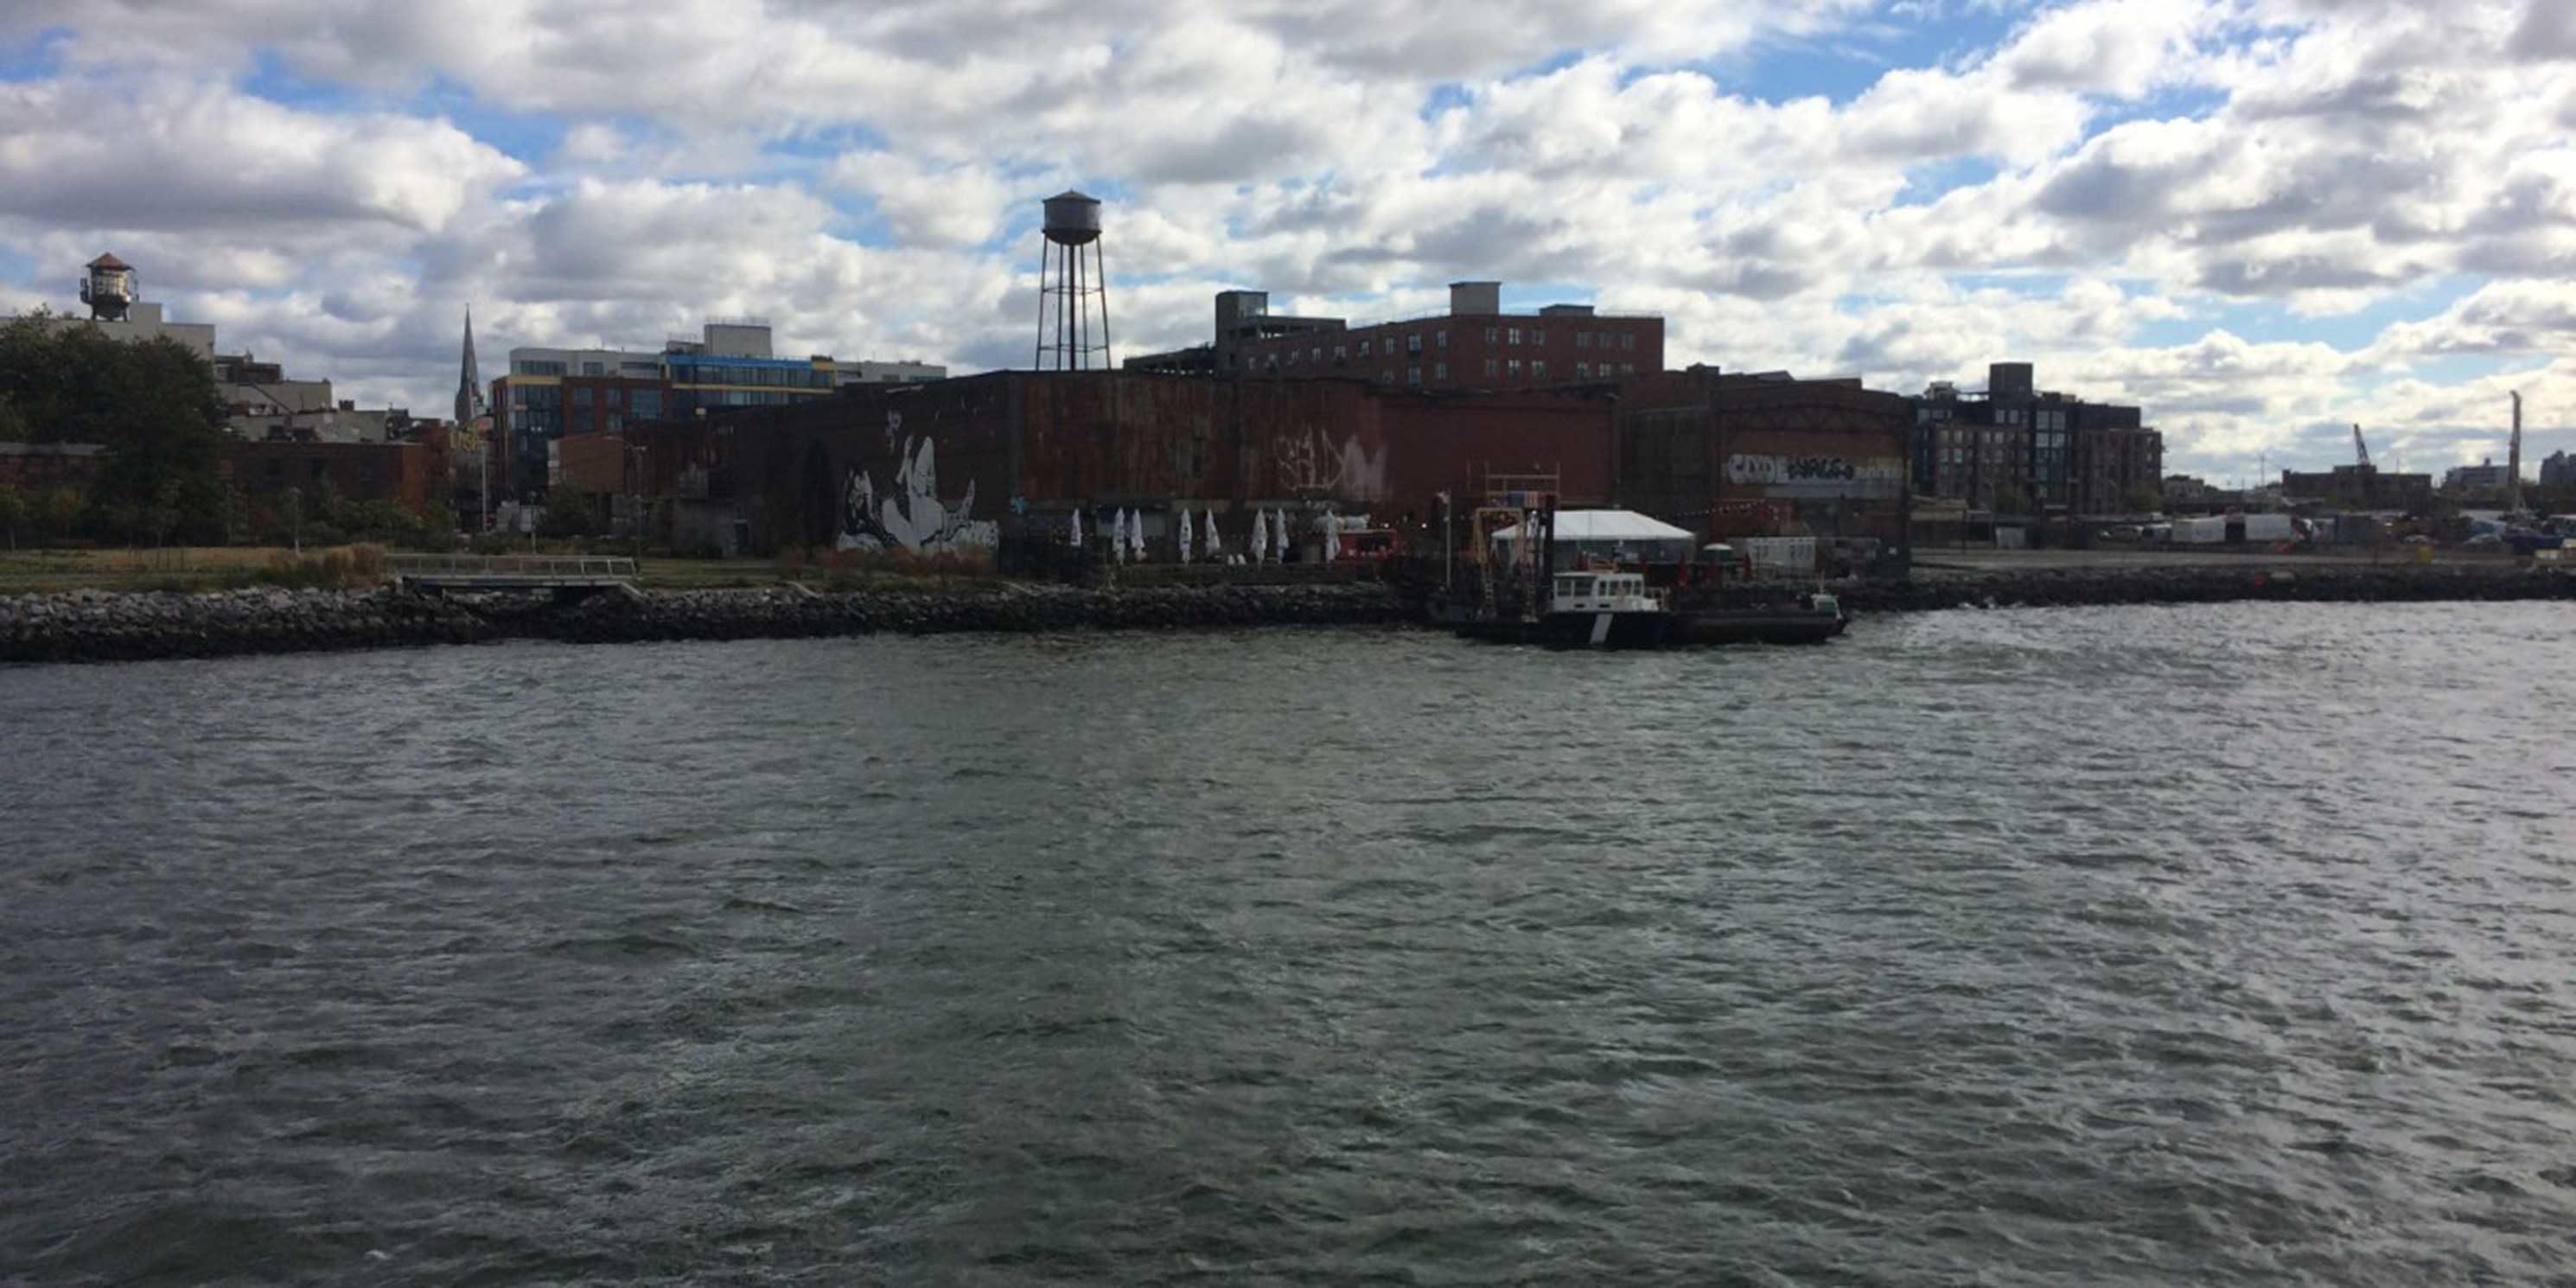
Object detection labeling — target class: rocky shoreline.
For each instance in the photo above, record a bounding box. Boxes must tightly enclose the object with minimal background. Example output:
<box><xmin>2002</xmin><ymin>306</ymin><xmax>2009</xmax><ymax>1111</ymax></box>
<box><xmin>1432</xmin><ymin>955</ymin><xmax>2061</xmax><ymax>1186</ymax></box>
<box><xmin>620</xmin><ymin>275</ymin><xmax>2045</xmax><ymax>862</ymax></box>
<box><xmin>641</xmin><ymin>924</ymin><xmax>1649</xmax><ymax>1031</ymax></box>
<box><xmin>0</xmin><ymin>583</ymin><xmax>1412</xmax><ymax>666</ymax></box>
<box><xmin>1828</xmin><ymin>562</ymin><xmax>2576</xmax><ymax>614</ymax></box>
<box><xmin>2</xmin><ymin>564</ymin><xmax>2568</xmax><ymax>666</ymax></box>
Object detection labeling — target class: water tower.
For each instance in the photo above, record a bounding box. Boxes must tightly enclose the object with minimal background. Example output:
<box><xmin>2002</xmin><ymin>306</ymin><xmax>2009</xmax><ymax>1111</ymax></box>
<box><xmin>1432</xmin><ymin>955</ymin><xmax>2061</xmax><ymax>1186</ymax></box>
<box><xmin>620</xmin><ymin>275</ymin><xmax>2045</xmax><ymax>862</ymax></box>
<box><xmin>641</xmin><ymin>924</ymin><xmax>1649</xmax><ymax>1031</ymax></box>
<box><xmin>1033</xmin><ymin>191</ymin><xmax>1111</xmax><ymax>370</ymax></box>
<box><xmin>80</xmin><ymin>253</ymin><xmax>135</xmax><ymax>322</ymax></box>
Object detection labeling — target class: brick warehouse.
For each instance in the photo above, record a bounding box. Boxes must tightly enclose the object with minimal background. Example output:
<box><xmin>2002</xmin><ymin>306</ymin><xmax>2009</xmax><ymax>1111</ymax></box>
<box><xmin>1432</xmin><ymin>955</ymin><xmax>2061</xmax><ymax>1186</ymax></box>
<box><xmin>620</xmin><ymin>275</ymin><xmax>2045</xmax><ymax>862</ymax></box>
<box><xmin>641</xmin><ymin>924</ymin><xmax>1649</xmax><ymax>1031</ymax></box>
<box><xmin>1616</xmin><ymin>368</ymin><xmax>1914</xmax><ymax>543</ymax></box>
<box><xmin>623</xmin><ymin>370</ymin><xmax>1623</xmax><ymax>556</ymax></box>
<box><xmin>221</xmin><ymin>438</ymin><xmax>442</xmax><ymax>513</ymax></box>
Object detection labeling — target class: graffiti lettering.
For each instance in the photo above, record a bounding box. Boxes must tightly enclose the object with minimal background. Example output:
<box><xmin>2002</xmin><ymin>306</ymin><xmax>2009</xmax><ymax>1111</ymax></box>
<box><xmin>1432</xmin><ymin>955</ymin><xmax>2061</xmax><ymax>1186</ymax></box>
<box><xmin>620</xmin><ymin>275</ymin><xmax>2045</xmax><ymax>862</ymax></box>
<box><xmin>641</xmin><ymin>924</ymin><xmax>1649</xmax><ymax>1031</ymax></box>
<box><xmin>1724</xmin><ymin>454</ymin><xmax>1903</xmax><ymax>490</ymax></box>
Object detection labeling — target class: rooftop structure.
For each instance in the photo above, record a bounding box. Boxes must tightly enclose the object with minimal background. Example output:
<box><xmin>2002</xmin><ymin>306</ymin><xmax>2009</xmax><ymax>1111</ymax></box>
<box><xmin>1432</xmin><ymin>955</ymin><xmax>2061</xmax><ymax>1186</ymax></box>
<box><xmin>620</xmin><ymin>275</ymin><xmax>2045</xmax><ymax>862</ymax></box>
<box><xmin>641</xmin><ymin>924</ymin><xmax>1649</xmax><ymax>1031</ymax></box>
<box><xmin>1123</xmin><ymin>281</ymin><xmax>1662</xmax><ymax>392</ymax></box>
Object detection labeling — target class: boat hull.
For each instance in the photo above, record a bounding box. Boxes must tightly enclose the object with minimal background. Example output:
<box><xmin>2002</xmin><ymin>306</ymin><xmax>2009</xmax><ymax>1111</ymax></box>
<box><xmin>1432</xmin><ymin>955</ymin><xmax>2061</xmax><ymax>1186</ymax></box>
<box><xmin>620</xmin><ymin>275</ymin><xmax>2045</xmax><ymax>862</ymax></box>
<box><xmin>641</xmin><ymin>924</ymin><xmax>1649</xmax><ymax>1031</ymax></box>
<box><xmin>1450</xmin><ymin>609</ymin><xmax>1676</xmax><ymax>649</ymax></box>
<box><xmin>1674</xmin><ymin>608</ymin><xmax>1846</xmax><ymax>646</ymax></box>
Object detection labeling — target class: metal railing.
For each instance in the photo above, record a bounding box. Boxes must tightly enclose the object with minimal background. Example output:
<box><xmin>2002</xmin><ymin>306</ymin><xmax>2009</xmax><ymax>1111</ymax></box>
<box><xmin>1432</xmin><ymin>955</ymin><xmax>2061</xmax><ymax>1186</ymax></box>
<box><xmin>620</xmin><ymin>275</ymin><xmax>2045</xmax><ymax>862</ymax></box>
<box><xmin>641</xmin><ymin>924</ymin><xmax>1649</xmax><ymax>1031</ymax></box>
<box><xmin>388</xmin><ymin>554</ymin><xmax>638</xmax><ymax>578</ymax></box>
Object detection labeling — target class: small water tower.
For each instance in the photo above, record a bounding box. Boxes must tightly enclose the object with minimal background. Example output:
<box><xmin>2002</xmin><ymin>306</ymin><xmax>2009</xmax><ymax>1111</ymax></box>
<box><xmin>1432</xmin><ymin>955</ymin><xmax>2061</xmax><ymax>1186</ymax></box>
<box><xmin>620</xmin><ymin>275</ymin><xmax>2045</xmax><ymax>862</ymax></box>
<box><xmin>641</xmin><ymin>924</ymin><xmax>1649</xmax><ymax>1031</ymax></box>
<box><xmin>81</xmin><ymin>253</ymin><xmax>135</xmax><ymax>322</ymax></box>
<box><xmin>1033</xmin><ymin>191</ymin><xmax>1111</xmax><ymax>370</ymax></box>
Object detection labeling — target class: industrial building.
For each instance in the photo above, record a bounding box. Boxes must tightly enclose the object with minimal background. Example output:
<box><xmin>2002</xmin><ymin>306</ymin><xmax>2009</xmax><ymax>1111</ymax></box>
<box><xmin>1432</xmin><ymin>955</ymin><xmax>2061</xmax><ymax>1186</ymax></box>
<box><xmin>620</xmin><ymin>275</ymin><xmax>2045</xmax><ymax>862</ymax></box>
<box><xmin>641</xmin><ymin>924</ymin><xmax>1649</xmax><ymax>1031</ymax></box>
<box><xmin>2279</xmin><ymin>463</ymin><xmax>2433</xmax><ymax>512</ymax></box>
<box><xmin>220</xmin><ymin>437</ymin><xmax>445</xmax><ymax>513</ymax></box>
<box><xmin>1616</xmin><ymin>368</ymin><xmax>1914</xmax><ymax>545</ymax></box>
<box><xmin>1124</xmin><ymin>283</ymin><xmax>1663</xmax><ymax>392</ymax></box>
<box><xmin>488</xmin><ymin>319</ymin><xmax>946</xmax><ymax>501</ymax></box>
<box><xmin>2442</xmin><ymin>459</ymin><xmax>2516</xmax><ymax>501</ymax></box>
<box><xmin>622</xmin><ymin>369</ymin><xmax>1623</xmax><ymax>557</ymax></box>
<box><xmin>1910</xmin><ymin>362</ymin><xmax>2160</xmax><ymax>515</ymax></box>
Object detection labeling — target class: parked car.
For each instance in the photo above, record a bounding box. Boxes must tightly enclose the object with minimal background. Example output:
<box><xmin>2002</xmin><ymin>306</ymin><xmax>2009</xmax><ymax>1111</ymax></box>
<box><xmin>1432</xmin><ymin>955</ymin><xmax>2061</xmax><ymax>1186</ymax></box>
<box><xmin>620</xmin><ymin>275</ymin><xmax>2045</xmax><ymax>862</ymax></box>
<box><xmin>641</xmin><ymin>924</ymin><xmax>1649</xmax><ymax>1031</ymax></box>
<box><xmin>2099</xmin><ymin>525</ymin><xmax>2142</xmax><ymax>543</ymax></box>
<box><xmin>2464</xmin><ymin>532</ymin><xmax>2503</xmax><ymax>549</ymax></box>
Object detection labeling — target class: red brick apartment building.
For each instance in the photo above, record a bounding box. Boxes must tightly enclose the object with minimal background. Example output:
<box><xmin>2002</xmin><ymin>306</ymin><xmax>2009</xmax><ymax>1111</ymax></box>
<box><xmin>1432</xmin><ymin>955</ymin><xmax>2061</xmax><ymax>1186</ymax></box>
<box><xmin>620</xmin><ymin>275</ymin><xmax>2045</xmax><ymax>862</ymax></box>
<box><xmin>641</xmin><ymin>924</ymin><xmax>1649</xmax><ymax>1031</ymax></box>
<box><xmin>1125</xmin><ymin>282</ymin><xmax>1662</xmax><ymax>392</ymax></box>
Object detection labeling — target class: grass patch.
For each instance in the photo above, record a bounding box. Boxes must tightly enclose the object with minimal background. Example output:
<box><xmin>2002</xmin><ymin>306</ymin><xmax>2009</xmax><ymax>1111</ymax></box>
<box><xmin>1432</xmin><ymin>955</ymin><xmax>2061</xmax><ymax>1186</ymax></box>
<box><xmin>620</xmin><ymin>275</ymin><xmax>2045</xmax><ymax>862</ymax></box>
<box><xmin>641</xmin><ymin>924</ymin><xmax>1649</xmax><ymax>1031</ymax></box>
<box><xmin>0</xmin><ymin>544</ymin><xmax>392</xmax><ymax>595</ymax></box>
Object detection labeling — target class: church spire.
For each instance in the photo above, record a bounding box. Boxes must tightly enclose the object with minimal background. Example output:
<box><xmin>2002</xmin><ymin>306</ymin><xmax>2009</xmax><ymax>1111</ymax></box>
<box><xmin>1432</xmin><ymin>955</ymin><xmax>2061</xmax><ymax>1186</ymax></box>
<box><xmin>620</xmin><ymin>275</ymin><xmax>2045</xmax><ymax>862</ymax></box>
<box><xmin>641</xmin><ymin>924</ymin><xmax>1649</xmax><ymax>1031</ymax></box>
<box><xmin>454</xmin><ymin>306</ymin><xmax>484</xmax><ymax>428</ymax></box>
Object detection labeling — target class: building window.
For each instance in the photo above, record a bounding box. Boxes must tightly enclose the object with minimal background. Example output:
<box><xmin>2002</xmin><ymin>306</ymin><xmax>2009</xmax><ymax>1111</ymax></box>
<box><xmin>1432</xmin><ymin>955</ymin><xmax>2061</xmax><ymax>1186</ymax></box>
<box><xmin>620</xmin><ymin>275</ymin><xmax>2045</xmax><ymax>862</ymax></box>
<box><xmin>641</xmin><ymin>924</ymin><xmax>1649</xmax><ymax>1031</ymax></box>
<box><xmin>1437</xmin><ymin>329</ymin><xmax>1448</xmax><ymax>348</ymax></box>
<box><xmin>1507</xmin><ymin>328</ymin><xmax>1521</xmax><ymax>345</ymax></box>
<box><xmin>1508</xmin><ymin>359</ymin><xmax>1522</xmax><ymax>376</ymax></box>
<box><xmin>571</xmin><ymin>386</ymin><xmax>592</xmax><ymax>409</ymax></box>
<box><xmin>1533</xmin><ymin>329</ymin><xmax>1546</xmax><ymax>346</ymax></box>
<box><xmin>1622</xmin><ymin>333</ymin><xmax>1636</xmax><ymax>350</ymax></box>
<box><xmin>1406</xmin><ymin>334</ymin><xmax>1421</xmax><ymax>354</ymax></box>
<box><xmin>1622</xmin><ymin>363</ymin><xmax>1635</xmax><ymax>375</ymax></box>
<box><xmin>1533</xmin><ymin>360</ymin><xmax>1546</xmax><ymax>379</ymax></box>
<box><xmin>1312</xmin><ymin>346</ymin><xmax>1323</xmax><ymax>364</ymax></box>
<box><xmin>1380</xmin><ymin>368</ymin><xmax>1393</xmax><ymax>384</ymax></box>
<box><xmin>1406</xmin><ymin>365</ymin><xmax>1421</xmax><ymax>386</ymax></box>
<box><xmin>1484</xmin><ymin>327</ymin><xmax>1499</xmax><ymax>344</ymax></box>
<box><xmin>1287</xmin><ymin>348</ymin><xmax>1299</xmax><ymax>366</ymax></box>
<box><xmin>1434</xmin><ymin>361</ymin><xmax>1447</xmax><ymax>380</ymax></box>
<box><xmin>1485</xmin><ymin>358</ymin><xmax>1499</xmax><ymax>376</ymax></box>
<box><xmin>1578</xmin><ymin>332</ymin><xmax>1593</xmax><ymax>348</ymax></box>
<box><xmin>1360</xmin><ymin>339</ymin><xmax>1373</xmax><ymax>357</ymax></box>
<box><xmin>581</xmin><ymin>361</ymin><xmax>603</xmax><ymax>376</ymax></box>
<box><xmin>1577</xmin><ymin>362</ymin><xmax>1590</xmax><ymax>379</ymax></box>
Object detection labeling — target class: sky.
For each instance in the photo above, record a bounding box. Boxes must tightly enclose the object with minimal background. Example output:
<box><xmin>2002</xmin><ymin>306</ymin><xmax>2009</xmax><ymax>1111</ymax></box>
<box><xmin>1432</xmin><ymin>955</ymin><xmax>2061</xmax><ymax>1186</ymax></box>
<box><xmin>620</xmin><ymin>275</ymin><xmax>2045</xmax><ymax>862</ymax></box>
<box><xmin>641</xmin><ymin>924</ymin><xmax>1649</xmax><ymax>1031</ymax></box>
<box><xmin>1</xmin><ymin>0</ymin><xmax>2571</xmax><ymax>485</ymax></box>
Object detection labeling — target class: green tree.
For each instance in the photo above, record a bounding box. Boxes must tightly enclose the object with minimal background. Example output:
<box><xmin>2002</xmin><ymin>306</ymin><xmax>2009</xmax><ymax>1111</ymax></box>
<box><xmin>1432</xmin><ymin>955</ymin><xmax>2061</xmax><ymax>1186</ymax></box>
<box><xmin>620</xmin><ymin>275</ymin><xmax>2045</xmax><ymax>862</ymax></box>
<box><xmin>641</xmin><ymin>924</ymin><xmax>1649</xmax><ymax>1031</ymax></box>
<box><xmin>0</xmin><ymin>481</ymin><xmax>23</xmax><ymax>549</ymax></box>
<box><xmin>0</xmin><ymin>394</ymin><xmax>27</xmax><ymax>442</ymax></box>
<box><xmin>41</xmin><ymin>485</ymin><xmax>84</xmax><ymax>543</ymax></box>
<box><xmin>539</xmin><ymin>488</ymin><xmax>601</xmax><ymax>539</ymax></box>
<box><xmin>0</xmin><ymin>319</ymin><xmax>229</xmax><ymax>543</ymax></box>
<box><xmin>2121</xmin><ymin>483</ymin><xmax>2162</xmax><ymax>514</ymax></box>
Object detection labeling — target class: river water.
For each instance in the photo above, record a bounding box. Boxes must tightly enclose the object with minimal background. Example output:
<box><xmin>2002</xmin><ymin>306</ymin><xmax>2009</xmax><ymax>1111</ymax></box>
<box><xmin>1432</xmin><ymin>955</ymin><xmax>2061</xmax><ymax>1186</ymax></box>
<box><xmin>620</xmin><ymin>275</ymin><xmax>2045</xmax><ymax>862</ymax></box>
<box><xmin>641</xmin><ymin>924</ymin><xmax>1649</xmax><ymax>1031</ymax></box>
<box><xmin>4</xmin><ymin>603</ymin><xmax>2573</xmax><ymax>1285</ymax></box>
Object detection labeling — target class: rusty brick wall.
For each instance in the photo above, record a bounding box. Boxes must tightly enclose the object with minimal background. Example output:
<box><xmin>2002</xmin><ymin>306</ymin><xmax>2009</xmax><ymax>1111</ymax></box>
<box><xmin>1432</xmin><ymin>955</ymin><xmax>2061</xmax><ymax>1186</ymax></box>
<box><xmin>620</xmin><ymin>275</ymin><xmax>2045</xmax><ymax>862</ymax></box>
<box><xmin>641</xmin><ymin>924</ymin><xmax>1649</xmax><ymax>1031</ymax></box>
<box><xmin>646</xmin><ymin>372</ymin><xmax>1628</xmax><ymax>551</ymax></box>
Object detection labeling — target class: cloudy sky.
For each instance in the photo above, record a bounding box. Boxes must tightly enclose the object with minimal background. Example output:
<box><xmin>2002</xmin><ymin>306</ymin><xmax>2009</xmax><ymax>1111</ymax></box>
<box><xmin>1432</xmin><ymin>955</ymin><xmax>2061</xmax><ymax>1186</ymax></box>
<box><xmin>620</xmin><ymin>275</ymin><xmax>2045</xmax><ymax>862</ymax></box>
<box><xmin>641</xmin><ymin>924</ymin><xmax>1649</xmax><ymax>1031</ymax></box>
<box><xmin>3</xmin><ymin>0</ymin><xmax>2570</xmax><ymax>481</ymax></box>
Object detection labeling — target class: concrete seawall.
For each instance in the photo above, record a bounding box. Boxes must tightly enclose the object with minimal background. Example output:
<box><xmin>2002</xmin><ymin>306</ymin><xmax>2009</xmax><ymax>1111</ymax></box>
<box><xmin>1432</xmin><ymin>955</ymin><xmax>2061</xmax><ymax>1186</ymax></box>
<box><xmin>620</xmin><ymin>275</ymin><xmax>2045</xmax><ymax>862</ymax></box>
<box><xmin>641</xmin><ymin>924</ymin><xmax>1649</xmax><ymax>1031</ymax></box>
<box><xmin>3</xmin><ymin>565</ymin><xmax>2569</xmax><ymax>666</ymax></box>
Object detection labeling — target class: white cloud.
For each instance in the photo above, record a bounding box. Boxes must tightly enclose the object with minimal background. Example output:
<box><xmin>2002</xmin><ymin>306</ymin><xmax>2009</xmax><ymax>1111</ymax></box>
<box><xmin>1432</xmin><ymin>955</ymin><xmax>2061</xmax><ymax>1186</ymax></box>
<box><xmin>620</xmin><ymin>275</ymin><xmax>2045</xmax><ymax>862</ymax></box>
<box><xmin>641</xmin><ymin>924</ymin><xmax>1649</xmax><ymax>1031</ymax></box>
<box><xmin>0</xmin><ymin>0</ymin><xmax>2568</xmax><ymax>476</ymax></box>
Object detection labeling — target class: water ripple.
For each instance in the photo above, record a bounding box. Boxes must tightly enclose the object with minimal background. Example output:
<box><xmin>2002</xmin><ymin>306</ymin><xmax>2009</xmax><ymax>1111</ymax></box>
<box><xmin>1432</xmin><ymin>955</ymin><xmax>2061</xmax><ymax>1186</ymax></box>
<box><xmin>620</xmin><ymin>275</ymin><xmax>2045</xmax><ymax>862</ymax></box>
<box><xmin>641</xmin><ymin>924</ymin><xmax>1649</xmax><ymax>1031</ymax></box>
<box><xmin>2</xmin><ymin>602</ymin><xmax>2573</xmax><ymax>1285</ymax></box>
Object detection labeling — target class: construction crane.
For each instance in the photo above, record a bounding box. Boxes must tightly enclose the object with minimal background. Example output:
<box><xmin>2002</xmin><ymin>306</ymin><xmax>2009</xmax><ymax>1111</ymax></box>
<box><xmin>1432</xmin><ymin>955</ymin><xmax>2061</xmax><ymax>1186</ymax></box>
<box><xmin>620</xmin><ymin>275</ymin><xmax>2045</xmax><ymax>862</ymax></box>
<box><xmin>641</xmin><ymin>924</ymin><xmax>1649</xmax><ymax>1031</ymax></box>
<box><xmin>2352</xmin><ymin>424</ymin><xmax>2370</xmax><ymax>469</ymax></box>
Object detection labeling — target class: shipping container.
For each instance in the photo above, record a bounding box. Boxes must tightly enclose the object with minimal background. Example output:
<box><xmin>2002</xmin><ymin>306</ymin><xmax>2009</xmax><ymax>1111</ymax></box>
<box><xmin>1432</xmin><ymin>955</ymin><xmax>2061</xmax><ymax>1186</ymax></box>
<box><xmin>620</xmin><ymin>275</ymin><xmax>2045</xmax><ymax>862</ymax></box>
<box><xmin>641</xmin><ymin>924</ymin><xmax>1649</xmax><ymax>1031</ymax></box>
<box><xmin>2241</xmin><ymin>513</ymin><xmax>2296</xmax><ymax>543</ymax></box>
<box><xmin>2171</xmin><ymin>516</ymin><xmax>2228</xmax><ymax>544</ymax></box>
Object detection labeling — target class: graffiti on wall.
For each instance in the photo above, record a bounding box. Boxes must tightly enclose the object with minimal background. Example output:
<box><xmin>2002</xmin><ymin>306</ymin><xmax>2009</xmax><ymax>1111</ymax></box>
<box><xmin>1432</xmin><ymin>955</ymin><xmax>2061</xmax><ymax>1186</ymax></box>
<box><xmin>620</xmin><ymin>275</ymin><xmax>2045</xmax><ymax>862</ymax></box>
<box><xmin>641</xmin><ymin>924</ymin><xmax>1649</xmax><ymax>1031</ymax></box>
<box><xmin>1272</xmin><ymin>426</ymin><xmax>1388</xmax><ymax>500</ymax></box>
<box><xmin>1724</xmin><ymin>453</ymin><xmax>1904</xmax><ymax>498</ymax></box>
<box><xmin>840</xmin><ymin>411</ymin><xmax>998</xmax><ymax>552</ymax></box>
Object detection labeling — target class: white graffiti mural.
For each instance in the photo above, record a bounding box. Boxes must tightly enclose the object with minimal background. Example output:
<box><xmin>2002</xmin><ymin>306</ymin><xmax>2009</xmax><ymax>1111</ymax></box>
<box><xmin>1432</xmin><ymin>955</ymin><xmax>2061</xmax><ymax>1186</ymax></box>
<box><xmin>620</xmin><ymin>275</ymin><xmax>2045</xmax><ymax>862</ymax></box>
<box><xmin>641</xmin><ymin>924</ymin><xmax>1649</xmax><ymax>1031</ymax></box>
<box><xmin>840</xmin><ymin>411</ymin><xmax>998</xmax><ymax>552</ymax></box>
<box><xmin>1272</xmin><ymin>426</ymin><xmax>1388</xmax><ymax>500</ymax></box>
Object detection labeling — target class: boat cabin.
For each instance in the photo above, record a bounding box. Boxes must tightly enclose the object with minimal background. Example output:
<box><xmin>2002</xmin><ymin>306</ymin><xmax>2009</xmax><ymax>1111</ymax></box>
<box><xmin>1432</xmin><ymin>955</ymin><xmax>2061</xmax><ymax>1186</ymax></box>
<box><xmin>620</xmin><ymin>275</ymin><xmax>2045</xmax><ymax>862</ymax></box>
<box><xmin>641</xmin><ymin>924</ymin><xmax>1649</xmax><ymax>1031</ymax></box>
<box><xmin>1551</xmin><ymin>571</ymin><xmax>1661</xmax><ymax>614</ymax></box>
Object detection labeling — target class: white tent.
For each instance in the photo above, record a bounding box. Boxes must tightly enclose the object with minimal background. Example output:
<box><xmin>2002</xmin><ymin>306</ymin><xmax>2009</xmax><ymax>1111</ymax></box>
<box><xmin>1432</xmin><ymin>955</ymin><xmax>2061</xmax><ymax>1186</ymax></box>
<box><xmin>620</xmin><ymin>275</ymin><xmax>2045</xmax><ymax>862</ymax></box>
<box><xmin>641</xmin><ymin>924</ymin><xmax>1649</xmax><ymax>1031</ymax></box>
<box><xmin>1250</xmin><ymin>509</ymin><xmax>1268</xmax><ymax>564</ymax></box>
<box><xmin>1113</xmin><ymin>509</ymin><xmax>1130</xmax><ymax>563</ymax></box>
<box><xmin>1272</xmin><ymin>509</ymin><xmax>1289</xmax><ymax>561</ymax></box>
<box><xmin>1203</xmin><ymin>509</ymin><xmax>1221</xmax><ymax>558</ymax></box>
<box><xmin>1323</xmin><ymin>512</ymin><xmax>1340</xmax><ymax>563</ymax></box>
<box><xmin>1176</xmin><ymin>506</ymin><xmax>1193</xmax><ymax>562</ymax></box>
<box><xmin>1489</xmin><ymin>509</ymin><xmax>1698</xmax><ymax>564</ymax></box>
<box><xmin>1068</xmin><ymin>508</ymin><xmax>1082</xmax><ymax>546</ymax></box>
<box><xmin>1131</xmin><ymin>511</ymin><xmax>1147</xmax><ymax>562</ymax></box>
